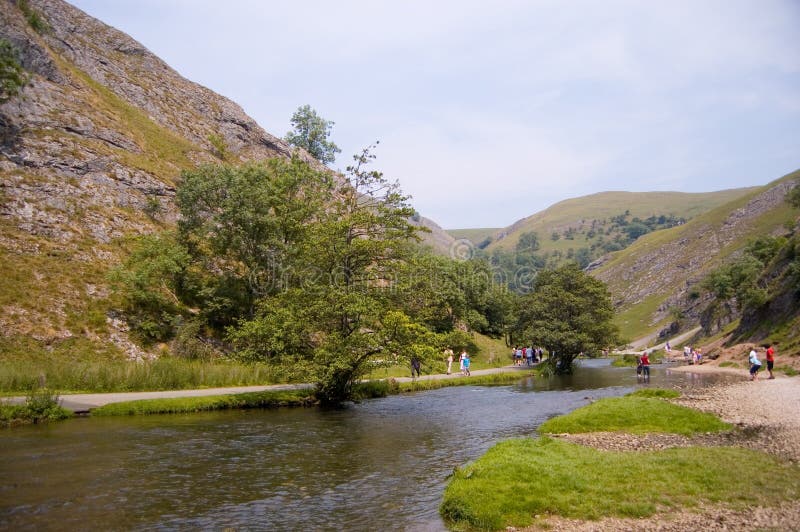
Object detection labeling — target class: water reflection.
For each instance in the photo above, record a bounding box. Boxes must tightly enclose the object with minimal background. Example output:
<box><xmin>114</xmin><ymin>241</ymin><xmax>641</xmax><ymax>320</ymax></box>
<box><xmin>0</xmin><ymin>360</ymin><xmax>730</xmax><ymax>531</ymax></box>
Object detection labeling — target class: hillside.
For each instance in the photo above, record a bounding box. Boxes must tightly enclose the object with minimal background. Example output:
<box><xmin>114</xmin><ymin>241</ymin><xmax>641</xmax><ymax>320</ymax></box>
<box><xmin>483</xmin><ymin>189</ymin><xmax>756</xmax><ymax>255</ymax></box>
<box><xmin>446</xmin><ymin>228</ymin><xmax>499</xmax><ymax>247</ymax></box>
<box><xmin>592</xmin><ymin>170</ymin><xmax>799</xmax><ymax>342</ymax></box>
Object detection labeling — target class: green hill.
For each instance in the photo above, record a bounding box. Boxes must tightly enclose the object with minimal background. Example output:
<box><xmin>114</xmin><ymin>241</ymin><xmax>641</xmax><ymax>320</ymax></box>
<box><xmin>485</xmin><ymin>189</ymin><xmax>757</xmax><ymax>256</ymax></box>
<box><xmin>592</xmin><ymin>171</ymin><xmax>799</xmax><ymax>342</ymax></box>
<box><xmin>446</xmin><ymin>228</ymin><xmax>500</xmax><ymax>246</ymax></box>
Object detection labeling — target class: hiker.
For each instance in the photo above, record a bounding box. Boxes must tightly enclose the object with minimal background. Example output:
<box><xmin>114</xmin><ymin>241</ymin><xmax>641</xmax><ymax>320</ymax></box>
<box><xmin>749</xmin><ymin>347</ymin><xmax>762</xmax><ymax>381</ymax></box>
<box><xmin>765</xmin><ymin>344</ymin><xmax>775</xmax><ymax>379</ymax></box>
<box><xmin>411</xmin><ymin>356</ymin><xmax>421</xmax><ymax>378</ymax></box>
<box><xmin>460</xmin><ymin>350</ymin><xmax>467</xmax><ymax>375</ymax></box>
<box><xmin>445</xmin><ymin>348</ymin><xmax>454</xmax><ymax>375</ymax></box>
<box><xmin>526</xmin><ymin>346</ymin><xmax>533</xmax><ymax>366</ymax></box>
<box><xmin>462</xmin><ymin>352</ymin><xmax>471</xmax><ymax>376</ymax></box>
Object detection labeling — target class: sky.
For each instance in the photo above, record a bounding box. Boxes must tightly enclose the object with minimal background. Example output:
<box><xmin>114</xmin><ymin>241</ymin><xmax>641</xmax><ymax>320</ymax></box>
<box><xmin>69</xmin><ymin>0</ymin><xmax>800</xmax><ymax>229</ymax></box>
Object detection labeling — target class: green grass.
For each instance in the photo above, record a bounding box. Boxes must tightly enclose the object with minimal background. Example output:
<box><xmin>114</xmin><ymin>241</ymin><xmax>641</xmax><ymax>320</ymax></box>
<box><xmin>538</xmin><ymin>396</ymin><xmax>731</xmax><ymax>435</ymax></box>
<box><xmin>440</xmin><ymin>437</ymin><xmax>800</xmax><ymax>529</ymax></box>
<box><xmin>486</xmin><ymin>189</ymin><xmax>755</xmax><ymax>253</ymax></box>
<box><xmin>0</xmin><ymin>388</ymin><xmax>73</xmax><ymax>427</ymax></box>
<box><xmin>446</xmin><ymin>228</ymin><xmax>500</xmax><ymax>244</ymax></box>
<box><xmin>0</xmin><ymin>356</ymin><xmax>285</xmax><ymax>394</ymax></box>
<box><xmin>779</xmin><ymin>366</ymin><xmax>799</xmax><ymax>376</ymax></box>
<box><xmin>719</xmin><ymin>361</ymin><xmax>740</xmax><ymax>368</ymax></box>
<box><xmin>626</xmin><ymin>388</ymin><xmax>680</xmax><ymax>399</ymax></box>
<box><xmin>91</xmin><ymin>389</ymin><xmax>314</xmax><ymax>416</ymax></box>
<box><xmin>89</xmin><ymin>372</ymin><xmax>535</xmax><ymax>417</ymax></box>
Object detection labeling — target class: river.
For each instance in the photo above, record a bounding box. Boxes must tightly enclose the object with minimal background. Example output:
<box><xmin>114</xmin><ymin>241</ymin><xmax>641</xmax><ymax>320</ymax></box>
<box><xmin>0</xmin><ymin>360</ymin><xmax>733</xmax><ymax>531</ymax></box>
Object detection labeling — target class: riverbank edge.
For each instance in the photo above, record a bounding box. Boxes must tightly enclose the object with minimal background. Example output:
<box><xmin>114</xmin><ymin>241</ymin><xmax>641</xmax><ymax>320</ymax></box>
<box><xmin>439</xmin><ymin>379</ymin><xmax>800</xmax><ymax>531</ymax></box>
<box><xmin>2</xmin><ymin>369</ymin><xmax>537</xmax><ymax>421</ymax></box>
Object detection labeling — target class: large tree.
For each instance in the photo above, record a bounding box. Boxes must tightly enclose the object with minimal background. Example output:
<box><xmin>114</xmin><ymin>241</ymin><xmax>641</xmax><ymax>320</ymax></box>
<box><xmin>227</xmin><ymin>145</ymin><xmax>426</xmax><ymax>403</ymax></box>
<box><xmin>515</xmin><ymin>263</ymin><xmax>618</xmax><ymax>373</ymax></box>
<box><xmin>284</xmin><ymin>104</ymin><xmax>341</xmax><ymax>165</ymax></box>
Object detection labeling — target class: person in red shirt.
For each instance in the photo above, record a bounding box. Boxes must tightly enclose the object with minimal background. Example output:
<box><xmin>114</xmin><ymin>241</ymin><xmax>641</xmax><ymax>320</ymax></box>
<box><xmin>640</xmin><ymin>351</ymin><xmax>651</xmax><ymax>381</ymax></box>
<box><xmin>765</xmin><ymin>344</ymin><xmax>775</xmax><ymax>380</ymax></box>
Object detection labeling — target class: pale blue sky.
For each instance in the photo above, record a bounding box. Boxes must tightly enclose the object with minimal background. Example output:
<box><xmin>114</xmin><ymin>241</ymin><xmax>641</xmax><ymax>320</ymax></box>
<box><xmin>69</xmin><ymin>0</ymin><xmax>800</xmax><ymax>229</ymax></box>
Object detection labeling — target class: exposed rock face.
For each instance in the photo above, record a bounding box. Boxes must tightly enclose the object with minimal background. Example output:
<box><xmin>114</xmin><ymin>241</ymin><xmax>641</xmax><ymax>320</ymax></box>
<box><xmin>0</xmin><ymin>0</ymin><xmax>319</xmax><ymax>352</ymax></box>
<box><xmin>593</xmin><ymin>179</ymin><xmax>796</xmax><ymax>332</ymax></box>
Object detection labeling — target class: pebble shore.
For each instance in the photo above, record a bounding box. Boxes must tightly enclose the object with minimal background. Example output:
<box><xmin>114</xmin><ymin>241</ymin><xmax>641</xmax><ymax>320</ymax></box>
<box><xmin>519</xmin><ymin>368</ymin><xmax>800</xmax><ymax>531</ymax></box>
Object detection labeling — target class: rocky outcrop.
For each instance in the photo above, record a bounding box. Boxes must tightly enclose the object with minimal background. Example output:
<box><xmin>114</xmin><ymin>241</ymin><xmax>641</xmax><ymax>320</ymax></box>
<box><xmin>593</xmin><ymin>178</ymin><xmax>797</xmax><ymax>332</ymax></box>
<box><xmin>0</xmin><ymin>0</ymin><xmax>319</xmax><ymax>351</ymax></box>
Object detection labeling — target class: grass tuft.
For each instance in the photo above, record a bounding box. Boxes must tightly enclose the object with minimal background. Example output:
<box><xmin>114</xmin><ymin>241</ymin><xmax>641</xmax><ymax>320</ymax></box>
<box><xmin>626</xmin><ymin>388</ymin><xmax>680</xmax><ymax>399</ymax></box>
<box><xmin>538</xmin><ymin>396</ymin><xmax>730</xmax><ymax>435</ymax></box>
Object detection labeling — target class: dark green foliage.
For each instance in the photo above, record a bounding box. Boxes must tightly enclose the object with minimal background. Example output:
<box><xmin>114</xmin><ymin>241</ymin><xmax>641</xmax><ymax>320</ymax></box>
<box><xmin>0</xmin><ymin>38</ymin><xmax>28</xmax><ymax>104</ymax></box>
<box><xmin>787</xmin><ymin>180</ymin><xmax>800</xmax><ymax>209</ymax></box>
<box><xmin>284</xmin><ymin>104</ymin><xmax>341</xmax><ymax>165</ymax></box>
<box><xmin>108</xmin><ymin>232</ymin><xmax>190</xmax><ymax>342</ymax></box>
<box><xmin>1</xmin><ymin>387</ymin><xmax>72</xmax><ymax>427</ymax></box>
<box><xmin>514</xmin><ymin>263</ymin><xmax>619</xmax><ymax>373</ymax></box>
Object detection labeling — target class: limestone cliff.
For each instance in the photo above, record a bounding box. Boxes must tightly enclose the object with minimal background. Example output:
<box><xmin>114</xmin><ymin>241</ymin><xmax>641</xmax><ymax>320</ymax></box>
<box><xmin>0</xmin><ymin>0</ymin><xmax>317</xmax><ymax>357</ymax></box>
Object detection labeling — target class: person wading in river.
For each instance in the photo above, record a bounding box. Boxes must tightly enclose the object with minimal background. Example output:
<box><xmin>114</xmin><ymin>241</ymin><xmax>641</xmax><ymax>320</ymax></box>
<box><xmin>640</xmin><ymin>351</ymin><xmax>651</xmax><ymax>382</ymax></box>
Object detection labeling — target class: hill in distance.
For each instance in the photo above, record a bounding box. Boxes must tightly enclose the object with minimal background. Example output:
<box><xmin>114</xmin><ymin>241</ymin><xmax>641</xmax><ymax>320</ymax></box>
<box><xmin>449</xmin><ymin>189</ymin><xmax>758</xmax><ymax>256</ymax></box>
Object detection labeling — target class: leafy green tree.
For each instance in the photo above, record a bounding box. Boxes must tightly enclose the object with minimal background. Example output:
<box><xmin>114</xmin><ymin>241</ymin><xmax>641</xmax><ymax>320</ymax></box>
<box><xmin>176</xmin><ymin>157</ymin><xmax>331</xmax><ymax>325</ymax></box>
<box><xmin>0</xmin><ymin>38</ymin><xmax>28</xmax><ymax>104</ymax></box>
<box><xmin>228</xmin><ymin>145</ymin><xmax>423</xmax><ymax>403</ymax></box>
<box><xmin>108</xmin><ymin>232</ymin><xmax>191</xmax><ymax>342</ymax></box>
<box><xmin>515</xmin><ymin>263</ymin><xmax>618</xmax><ymax>373</ymax></box>
<box><xmin>516</xmin><ymin>231</ymin><xmax>540</xmax><ymax>254</ymax></box>
<box><xmin>284</xmin><ymin>104</ymin><xmax>341</xmax><ymax>165</ymax></box>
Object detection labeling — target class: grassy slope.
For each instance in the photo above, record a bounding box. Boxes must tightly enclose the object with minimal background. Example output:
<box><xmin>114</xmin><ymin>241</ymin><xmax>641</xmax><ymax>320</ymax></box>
<box><xmin>485</xmin><ymin>189</ymin><xmax>756</xmax><ymax>253</ymax></box>
<box><xmin>446</xmin><ymin>228</ymin><xmax>501</xmax><ymax>244</ymax></box>
<box><xmin>597</xmin><ymin>170</ymin><xmax>800</xmax><ymax>341</ymax></box>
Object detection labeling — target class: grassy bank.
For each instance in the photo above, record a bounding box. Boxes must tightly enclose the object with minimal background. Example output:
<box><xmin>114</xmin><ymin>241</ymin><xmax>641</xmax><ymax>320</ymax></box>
<box><xmin>88</xmin><ymin>371</ymin><xmax>536</xmax><ymax>417</ymax></box>
<box><xmin>0</xmin><ymin>388</ymin><xmax>72</xmax><ymax>428</ymax></box>
<box><xmin>538</xmin><ymin>394</ymin><xmax>730</xmax><ymax>435</ymax></box>
<box><xmin>440</xmin><ymin>438</ymin><xmax>800</xmax><ymax>529</ymax></box>
<box><xmin>439</xmin><ymin>389</ymin><xmax>798</xmax><ymax>529</ymax></box>
<box><xmin>0</xmin><ymin>357</ymin><xmax>285</xmax><ymax>394</ymax></box>
<box><xmin>91</xmin><ymin>389</ymin><xmax>315</xmax><ymax>416</ymax></box>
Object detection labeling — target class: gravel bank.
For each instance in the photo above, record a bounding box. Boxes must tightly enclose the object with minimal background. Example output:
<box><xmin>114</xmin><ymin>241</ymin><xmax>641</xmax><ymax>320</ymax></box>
<box><xmin>521</xmin><ymin>373</ymin><xmax>800</xmax><ymax>531</ymax></box>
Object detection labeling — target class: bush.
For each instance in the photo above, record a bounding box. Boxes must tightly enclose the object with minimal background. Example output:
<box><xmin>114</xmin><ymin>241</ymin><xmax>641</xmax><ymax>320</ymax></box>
<box><xmin>1</xmin><ymin>387</ymin><xmax>72</xmax><ymax>428</ymax></box>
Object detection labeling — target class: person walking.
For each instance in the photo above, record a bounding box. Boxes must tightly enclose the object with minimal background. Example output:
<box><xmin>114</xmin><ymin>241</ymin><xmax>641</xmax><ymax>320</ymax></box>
<box><xmin>411</xmin><ymin>355</ymin><xmax>421</xmax><ymax>379</ymax></box>
<box><xmin>749</xmin><ymin>347</ymin><xmax>762</xmax><ymax>381</ymax></box>
<box><xmin>462</xmin><ymin>352</ymin><xmax>471</xmax><ymax>376</ymax></box>
<box><xmin>445</xmin><ymin>348</ymin><xmax>454</xmax><ymax>375</ymax></box>
<box><xmin>765</xmin><ymin>344</ymin><xmax>775</xmax><ymax>379</ymax></box>
<box><xmin>459</xmin><ymin>350</ymin><xmax>467</xmax><ymax>375</ymax></box>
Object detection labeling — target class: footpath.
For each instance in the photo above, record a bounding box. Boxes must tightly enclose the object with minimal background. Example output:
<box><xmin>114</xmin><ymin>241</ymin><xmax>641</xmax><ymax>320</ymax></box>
<box><xmin>8</xmin><ymin>365</ymin><xmax>531</xmax><ymax>412</ymax></box>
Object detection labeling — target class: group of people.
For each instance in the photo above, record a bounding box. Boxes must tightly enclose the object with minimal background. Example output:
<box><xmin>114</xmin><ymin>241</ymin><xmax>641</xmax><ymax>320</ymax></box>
<box><xmin>511</xmin><ymin>346</ymin><xmax>544</xmax><ymax>366</ymax></box>
<box><xmin>682</xmin><ymin>345</ymin><xmax>703</xmax><ymax>365</ymax></box>
<box><xmin>748</xmin><ymin>344</ymin><xmax>775</xmax><ymax>381</ymax></box>
<box><xmin>443</xmin><ymin>348</ymin><xmax>470</xmax><ymax>377</ymax></box>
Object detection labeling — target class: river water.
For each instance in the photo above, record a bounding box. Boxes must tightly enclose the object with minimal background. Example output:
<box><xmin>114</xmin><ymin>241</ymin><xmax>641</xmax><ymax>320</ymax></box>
<box><xmin>0</xmin><ymin>361</ymin><xmax>733</xmax><ymax>531</ymax></box>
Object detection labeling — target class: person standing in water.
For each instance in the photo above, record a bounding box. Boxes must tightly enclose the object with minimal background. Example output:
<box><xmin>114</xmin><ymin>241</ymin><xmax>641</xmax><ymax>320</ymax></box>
<box><xmin>640</xmin><ymin>351</ymin><xmax>651</xmax><ymax>382</ymax></box>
